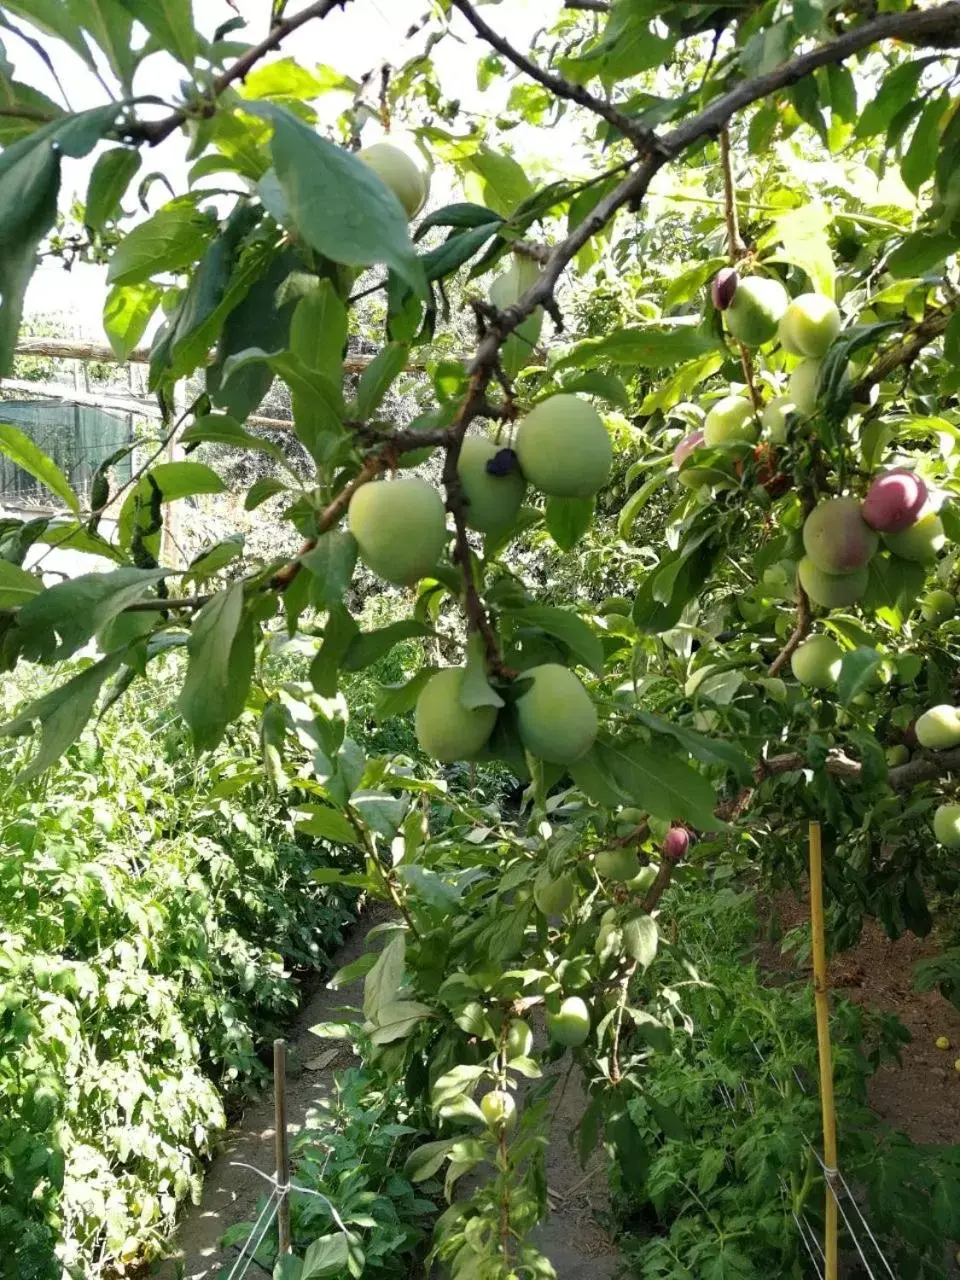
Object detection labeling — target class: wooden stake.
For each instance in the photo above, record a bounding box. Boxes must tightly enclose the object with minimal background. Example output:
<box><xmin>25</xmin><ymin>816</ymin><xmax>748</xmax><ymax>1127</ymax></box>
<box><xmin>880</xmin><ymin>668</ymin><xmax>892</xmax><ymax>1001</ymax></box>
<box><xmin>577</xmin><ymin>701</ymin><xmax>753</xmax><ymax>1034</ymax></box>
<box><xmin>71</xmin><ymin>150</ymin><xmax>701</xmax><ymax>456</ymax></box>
<box><xmin>808</xmin><ymin>821</ymin><xmax>838</xmax><ymax>1280</ymax></box>
<box><xmin>274</xmin><ymin>1039</ymin><xmax>292</xmax><ymax>1258</ymax></box>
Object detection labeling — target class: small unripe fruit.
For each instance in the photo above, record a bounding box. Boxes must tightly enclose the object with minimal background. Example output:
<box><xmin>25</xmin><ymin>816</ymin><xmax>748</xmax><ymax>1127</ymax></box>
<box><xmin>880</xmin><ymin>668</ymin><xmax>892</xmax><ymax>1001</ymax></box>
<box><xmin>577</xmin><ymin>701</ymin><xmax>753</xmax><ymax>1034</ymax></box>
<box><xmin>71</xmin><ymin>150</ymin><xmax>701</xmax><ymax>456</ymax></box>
<box><xmin>915</xmin><ymin>705</ymin><xmax>960</xmax><ymax>750</ymax></box>
<box><xmin>789</xmin><ymin>359</ymin><xmax>822</xmax><ymax>416</ymax></box>
<box><xmin>724</xmin><ymin>276</ymin><xmax>789</xmax><ymax>347</ymax></box>
<box><xmin>790</xmin><ymin>634</ymin><xmax>843</xmax><ymax>688</ymax></box>
<box><xmin>761</xmin><ymin>396</ymin><xmax>792</xmax><ymax>444</ymax></box>
<box><xmin>798</xmin><ymin>556</ymin><xmax>869</xmax><ymax>610</ymax></box>
<box><xmin>934</xmin><ymin>802</ymin><xmax>960</xmax><ymax>848</ymax></box>
<box><xmin>546</xmin><ymin>996</ymin><xmax>591</xmax><ymax>1047</ymax></box>
<box><xmin>711</xmin><ymin>267</ymin><xmax>738</xmax><ymax>311</ymax></box>
<box><xmin>703</xmin><ymin>395</ymin><xmax>756</xmax><ymax>448</ymax></box>
<box><xmin>595</xmin><ymin>847</ymin><xmax>640</xmax><ymax>881</ymax></box>
<box><xmin>882</xmin><ymin>510</ymin><xmax>945</xmax><ymax>563</ymax></box>
<box><xmin>516</xmin><ymin>664</ymin><xmax>597</xmax><ymax>765</ymax></box>
<box><xmin>779</xmin><ymin>293</ymin><xmax>841</xmax><ymax>358</ymax></box>
<box><xmin>457</xmin><ymin>435</ymin><xmax>526</xmax><ymax>536</ymax></box>
<box><xmin>629</xmin><ymin>863</ymin><xmax>658</xmax><ymax>894</ymax></box>
<box><xmin>514</xmin><ymin>395</ymin><xmax>612</xmax><ymax>498</ymax></box>
<box><xmin>490</xmin><ymin>256</ymin><xmax>544</xmax><ymax>379</ymax></box>
<box><xmin>936</xmin><ymin>1035</ymin><xmax>951</xmax><ymax>1051</ymax></box>
<box><xmin>358</xmin><ymin>141</ymin><xmax>429</xmax><ymax>218</ymax></box>
<box><xmin>802</xmin><ymin>497</ymin><xmax>878</xmax><ymax>575</ymax></box>
<box><xmin>662</xmin><ymin>827</ymin><xmax>689</xmax><ymax>863</ymax></box>
<box><xmin>862</xmin><ymin>469</ymin><xmax>927</xmax><ymax>534</ymax></box>
<box><xmin>349</xmin><ymin>478</ymin><xmax>446</xmax><ymax>585</ymax></box>
<box><xmin>533</xmin><ymin>867</ymin><xmax>575</xmax><ymax>915</ymax></box>
<box><xmin>505</xmin><ymin>1019</ymin><xmax>533</xmax><ymax>1058</ymax></box>
<box><xmin>415</xmin><ymin>667</ymin><xmax>498</xmax><ymax>763</ymax></box>
<box><xmin>885</xmin><ymin>744</ymin><xmax>910</xmax><ymax>768</ymax></box>
<box><xmin>480</xmin><ymin>1089</ymin><xmax>516</xmax><ymax>1130</ymax></box>
<box><xmin>921</xmin><ymin>588</ymin><xmax>956</xmax><ymax>624</ymax></box>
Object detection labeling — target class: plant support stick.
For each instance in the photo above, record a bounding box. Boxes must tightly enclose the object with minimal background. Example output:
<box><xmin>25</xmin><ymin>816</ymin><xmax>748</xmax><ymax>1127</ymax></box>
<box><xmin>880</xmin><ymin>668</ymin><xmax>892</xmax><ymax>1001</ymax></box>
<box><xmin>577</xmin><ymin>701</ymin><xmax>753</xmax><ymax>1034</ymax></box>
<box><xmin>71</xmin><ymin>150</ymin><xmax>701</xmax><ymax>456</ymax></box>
<box><xmin>274</xmin><ymin>1039</ymin><xmax>292</xmax><ymax>1257</ymax></box>
<box><xmin>809</xmin><ymin>821</ymin><xmax>838</xmax><ymax>1280</ymax></box>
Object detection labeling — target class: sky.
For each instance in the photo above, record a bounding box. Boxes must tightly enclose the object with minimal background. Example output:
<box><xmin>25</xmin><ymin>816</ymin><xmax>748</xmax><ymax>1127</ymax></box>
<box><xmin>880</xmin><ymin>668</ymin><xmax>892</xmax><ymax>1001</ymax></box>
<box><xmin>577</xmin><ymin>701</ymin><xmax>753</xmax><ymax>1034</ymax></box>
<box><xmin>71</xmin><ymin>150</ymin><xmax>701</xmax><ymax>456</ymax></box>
<box><xmin>17</xmin><ymin>0</ymin><xmax>581</xmax><ymax>335</ymax></box>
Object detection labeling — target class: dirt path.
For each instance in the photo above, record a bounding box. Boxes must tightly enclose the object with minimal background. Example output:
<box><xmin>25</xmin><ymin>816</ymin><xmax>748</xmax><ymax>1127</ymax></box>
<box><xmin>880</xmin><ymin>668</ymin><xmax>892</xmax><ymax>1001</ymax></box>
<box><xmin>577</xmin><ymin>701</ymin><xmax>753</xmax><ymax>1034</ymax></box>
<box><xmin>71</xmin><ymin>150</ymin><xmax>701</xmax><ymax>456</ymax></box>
<box><xmin>153</xmin><ymin>915</ymin><xmax>619</xmax><ymax>1280</ymax></box>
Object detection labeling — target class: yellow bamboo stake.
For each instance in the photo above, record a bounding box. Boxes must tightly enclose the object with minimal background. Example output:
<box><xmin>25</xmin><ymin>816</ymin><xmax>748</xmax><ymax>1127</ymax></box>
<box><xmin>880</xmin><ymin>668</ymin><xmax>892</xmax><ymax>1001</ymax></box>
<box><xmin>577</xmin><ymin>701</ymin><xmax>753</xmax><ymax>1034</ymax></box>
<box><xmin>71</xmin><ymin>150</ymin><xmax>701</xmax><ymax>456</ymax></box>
<box><xmin>808</xmin><ymin>820</ymin><xmax>838</xmax><ymax>1280</ymax></box>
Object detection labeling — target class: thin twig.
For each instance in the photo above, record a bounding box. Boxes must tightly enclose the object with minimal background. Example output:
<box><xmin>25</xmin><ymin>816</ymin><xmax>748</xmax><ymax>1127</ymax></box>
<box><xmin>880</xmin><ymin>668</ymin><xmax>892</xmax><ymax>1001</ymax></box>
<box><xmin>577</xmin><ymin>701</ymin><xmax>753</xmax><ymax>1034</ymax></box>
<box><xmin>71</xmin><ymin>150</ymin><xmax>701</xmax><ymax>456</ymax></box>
<box><xmin>767</xmin><ymin>581</ymin><xmax>812</xmax><ymax>677</ymax></box>
<box><xmin>719</xmin><ymin>127</ymin><xmax>747</xmax><ymax>260</ymax></box>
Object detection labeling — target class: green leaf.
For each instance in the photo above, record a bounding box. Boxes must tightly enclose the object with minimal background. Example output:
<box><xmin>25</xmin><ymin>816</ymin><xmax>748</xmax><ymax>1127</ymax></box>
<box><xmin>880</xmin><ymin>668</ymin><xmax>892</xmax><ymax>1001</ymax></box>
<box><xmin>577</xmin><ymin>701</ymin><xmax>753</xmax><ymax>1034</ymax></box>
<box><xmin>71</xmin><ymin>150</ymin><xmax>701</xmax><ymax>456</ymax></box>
<box><xmin>301</xmin><ymin>1233</ymin><xmax>350</xmax><ymax>1280</ymax></box>
<box><xmin>177</xmin><ymin>582</ymin><xmax>253</xmax><ymax>751</ymax></box>
<box><xmin>221</xmin><ymin>347</ymin><xmax>343</xmax><ymax>463</ymax></box>
<box><xmin>902</xmin><ymin>95</ymin><xmax>947</xmax><ymax>194</ymax></box>
<box><xmin>373</xmin><ymin>667</ymin><xmax>436</xmax><ymax>722</ymax></box>
<box><xmin>311</xmin><ymin>603</ymin><xmax>358</xmax><ymax>696</ymax></box>
<box><xmin>2</xmin><ymin>0</ymin><xmax>97</xmax><ymax>69</ymax></box>
<box><xmin>855</xmin><ymin>59</ymin><xmax>932</xmax><ymax>140</ymax></box>
<box><xmin>545</xmin><ymin>496</ymin><xmax>594</xmax><ymax>552</ymax></box>
<box><xmin>356</xmin><ymin>342</ymin><xmax>408</xmax><ymax>419</ymax></box>
<box><xmin>837</xmin><ymin>647</ymin><xmax>884</xmax><ymax>705</ymax></box>
<box><xmin>12</xmin><ymin>567</ymin><xmax>168</xmax><ymax>661</ymax></box>
<box><xmin>107</xmin><ymin>199</ymin><xmax>215</xmax><ymax>285</ymax></box>
<box><xmin>118</xmin><ymin>461</ymin><xmax>226</xmax><ymax>554</ymax></box>
<box><xmin>290</xmin><ymin>279</ymin><xmax>348</xmax><ymax>386</ymax></box>
<box><xmin>414</xmin><ymin>202</ymin><xmax>502</xmax><ymax>242</ymax></box>
<box><xmin>186</xmin><ymin>535</ymin><xmax>244</xmax><ymax>582</ymax></box>
<box><xmin>363</xmin><ymin>932</ymin><xmax>405</xmax><ymax>1019</ymax></box>
<box><xmin>762</xmin><ymin>202</ymin><xmax>835</xmax><ymax>298</ymax></box>
<box><xmin>789</xmin><ymin>77</ymin><xmax>827</xmax><ymax>147</ymax></box>
<box><xmin>0</xmin><ymin>560</ymin><xmax>41</xmax><ymax>607</ymax></box>
<box><xmin>1</xmin><ymin>651</ymin><xmax>123</xmax><ymax>781</ymax></box>
<box><xmin>294</xmin><ymin>804</ymin><xmax>360</xmax><ymax>846</ymax></box>
<box><xmin>84</xmin><ymin>146</ymin><xmax>141</xmax><ymax>230</ymax></box>
<box><xmin>460</xmin><ymin>631</ymin><xmax>504</xmax><ymax>710</ymax></box>
<box><xmin>117</xmin><ymin>0</ymin><xmax>197</xmax><ymax>66</ymax></box>
<box><xmin>0</xmin><ymin>77</ymin><xmax>63</xmax><ymax>144</ymax></box>
<box><xmin>887</xmin><ymin>230</ymin><xmax>960</xmax><ymax>279</ymax></box>
<box><xmin>0</xmin><ymin>421</ymin><xmax>79</xmax><ymax>513</ymax></box>
<box><xmin>245</xmin><ymin>476</ymin><xmax>287</xmax><ymax>511</ymax></box>
<box><xmin>181</xmin><ymin>412</ymin><xmax>284</xmax><ymax>461</ymax></box>
<box><xmin>504</xmin><ymin>604</ymin><xmax>604</xmax><ymax>675</ymax></box>
<box><xmin>302</xmin><ymin>532</ymin><xmax>357</xmax><ymax>608</ymax></box>
<box><xmin>618</xmin><ymin>471</ymin><xmax>670</xmax><ymax>540</ymax></box>
<box><xmin>422</xmin><ymin>224</ymin><xmax>499</xmax><ymax>282</ymax></box>
<box><xmin>557</xmin><ymin>371</ymin><xmax>629</xmax><ymax>410</ymax></box>
<box><xmin>370</xmin><ymin>999</ymin><xmax>433</xmax><ymax>1044</ymax></box>
<box><xmin>600</xmin><ymin>739</ymin><xmax>720</xmax><ymax>830</ymax></box>
<box><xmin>623</xmin><ymin>913</ymin><xmax>658</xmax><ymax>969</ymax></box>
<box><xmin>252</xmin><ymin>103</ymin><xmax>426</xmax><ymax>296</ymax></box>
<box><xmin>569</xmin><ymin>746</ymin><xmax>625</xmax><ymax>807</ymax></box>
<box><xmin>403</xmin><ymin>1138</ymin><xmax>458</xmax><ymax>1183</ymax></box>
<box><xmin>459</xmin><ymin>144</ymin><xmax>532</xmax><ymax>217</ymax></box>
<box><xmin>343</xmin><ymin>619</ymin><xmax>433</xmax><ymax>672</ymax></box>
<box><xmin>555</xmin><ymin>325</ymin><xmax>720</xmax><ymax>371</ymax></box>
<box><xmin>103</xmin><ymin>281</ymin><xmax>163</xmax><ymax>360</ymax></box>
<box><xmin>69</xmin><ymin>0</ymin><xmax>134</xmax><ymax>87</ymax></box>
<box><xmin>635</xmin><ymin>711</ymin><xmax>752</xmax><ymax>782</ymax></box>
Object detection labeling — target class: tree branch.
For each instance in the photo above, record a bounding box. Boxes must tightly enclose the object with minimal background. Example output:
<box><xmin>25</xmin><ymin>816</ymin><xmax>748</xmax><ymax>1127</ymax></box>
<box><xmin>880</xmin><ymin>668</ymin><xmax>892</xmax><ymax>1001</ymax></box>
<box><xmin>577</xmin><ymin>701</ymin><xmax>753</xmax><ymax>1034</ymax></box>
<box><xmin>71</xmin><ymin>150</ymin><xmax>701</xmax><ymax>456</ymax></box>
<box><xmin>760</xmin><ymin>745</ymin><xmax>960</xmax><ymax>791</ymax></box>
<box><xmin>767</xmin><ymin>581</ymin><xmax>812</xmax><ymax>677</ymax></box>
<box><xmin>449</xmin><ymin>0</ymin><xmax>661</xmax><ymax>152</ymax></box>
<box><xmin>563</xmin><ymin>0</ymin><xmax>609</xmax><ymax>11</ymax></box>
<box><xmin>853</xmin><ymin>303</ymin><xmax>954</xmax><ymax>400</ymax></box>
<box><xmin>719</xmin><ymin>126</ymin><xmax>747</xmax><ymax>260</ymax></box>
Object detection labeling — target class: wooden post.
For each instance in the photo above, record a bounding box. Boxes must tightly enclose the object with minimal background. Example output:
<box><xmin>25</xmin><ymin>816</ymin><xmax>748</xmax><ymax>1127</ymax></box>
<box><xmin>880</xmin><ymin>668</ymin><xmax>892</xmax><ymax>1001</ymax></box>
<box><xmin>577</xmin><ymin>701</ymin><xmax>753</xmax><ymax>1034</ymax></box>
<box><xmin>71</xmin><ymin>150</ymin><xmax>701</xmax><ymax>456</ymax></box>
<box><xmin>274</xmin><ymin>1039</ymin><xmax>292</xmax><ymax>1258</ymax></box>
<box><xmin>808</xmin><ymin>821</ymin><xmax>838</xmax><ymax>1280</ymax></box>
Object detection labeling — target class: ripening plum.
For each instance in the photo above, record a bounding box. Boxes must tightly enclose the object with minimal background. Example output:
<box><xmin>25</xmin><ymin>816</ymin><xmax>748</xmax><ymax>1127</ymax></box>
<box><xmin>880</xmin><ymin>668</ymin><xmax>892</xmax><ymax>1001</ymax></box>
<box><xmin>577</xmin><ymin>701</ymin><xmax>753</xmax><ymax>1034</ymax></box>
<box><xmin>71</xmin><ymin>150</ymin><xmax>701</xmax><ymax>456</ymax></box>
<box><xmin>673</xmin><ymin>430</ymin><xmax>715</xmax><ymax>488</ymax></box>
<box><xmin>789</xmin><ymin>359</ymin><xmax>822</xmax><ymax>416</ymax></box>
<box><xmin>490</xmin><ymin>255</ymin><xmax>544</xmax><ymax>379</ymax></box>
<box><xmin>414</xmin><ymin>667</ymin><xmax>498</xmax><ymax>763</ymax></box>
<box><xmin>595</xmin><ymin>848</ymin><xmax>640</xmax><ymax>881</ymax></box>
<box><xmin>921</xmin><ymin>588</ymin><xmax>956</xmax><ymax>624</ymax></box>
<box><xmin>662</xmin><ymin>827</ymin><xmax>689</xmax><ymax>863</ymax></box>
<box><xmin>505</xmin><ymin>1019</ymin><xmax>534</xmax><ymax>1058</ymax></box>
<box><xmin>934</xmin><ymin>803</ymin><xmax>960</xmax><ymax>848</ymax></box>
<box><xmin>703</xmin><ymin>395</ymin><xmax>757</xmax><ymax>448</ymax></box>
<box><xmin>882</xmin><ymin>510</ymin><xmax>945</xmax><ymax>563</ymax></box>
<box><xmin>480</xmin><ymin>1089</ymin><xmax>516</xmax><ymax>1130</ymax></box>
<box><xmin>546</xmin><ymin>996</ymin><xmax>591</xmax><ymax>1047</ymax></box>
<box><xmin>802</xmin><ymin>496</ymin><xmax>878</xmax><ymax>575</ymax></box>
<box><xmin>712</xmin><ymin>267</ymin><xmax>738</xmax><ymax>311</ymax></box>
<box><xmin>349</xmin><ymin>478</ymin><xmax>447</xmax><ymax>584</ymax></box>
<box><xmin>885</xmin><ymin>744</ymin><xmax>910</xmax><ymax>768</ymax></box>
<box><xmin>761</xmin><ymin>396</ymin><xmax>793</xmax><ymax>444</ymax></box>
<box><xmin>798</xmin><ymin>556</ymin><xmax>869</xmax><ymax>610</ymax></box>
<box><xmin>533</xmin><ymin>867</ymin><xmax>575</xmax><ymax>915</ymax></box>
<box><xmin>358</xmin><ymin>140</ymin><xmax>430</xmax><ymax>218</ymax></box>
<box><xmin>724</xmin><ymin>276</ymin><xmax>789</xmax><ymax>347</ymax></box>
<box><xmin>457</xmin><ymin>435</ymin><xmax>526</xmax><ymax>536</ymax></box>
<box><xmin>514</xmin><ymin>394</ymin><xmax>612</xmax><ymax>498</ymax></box>
<box><xmin>862</xmin><ymin>469</ymin><xmax>928</xmax><ymax>533</ymax></box>
<box><xmin>790</xmin><ymin>634</ymin><xmax>843</xmax><ymax>688</ymax></box>
<box><xmin>516</xmin><ymin>663</ymin><xmax>598</xmax><ymax>764</ymax></box>
<box><xmin>915</xmin><ymin>705</ymin><xmax>960</xmax><ymax>750</ymax></box>
<box><xmin>779</xmin><ymin>293</ymin><xmax>842</xmax><ymax>358</ymax></box>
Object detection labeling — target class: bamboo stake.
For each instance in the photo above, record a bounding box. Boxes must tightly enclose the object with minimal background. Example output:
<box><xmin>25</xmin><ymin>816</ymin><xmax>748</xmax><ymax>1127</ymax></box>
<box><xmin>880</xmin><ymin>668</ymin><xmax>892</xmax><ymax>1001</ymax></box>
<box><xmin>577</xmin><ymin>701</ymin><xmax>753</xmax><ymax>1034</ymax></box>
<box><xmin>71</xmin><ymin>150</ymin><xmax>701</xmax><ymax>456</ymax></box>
<box><xmin>274</xmin><ymin>1039</ymin><xmax>292</xmax><ymax>1258</ymax></box>
<box><xmin>808</xmin><ymin>821</ymin><xmax>838</xmax><ymax>1280</ymax></box>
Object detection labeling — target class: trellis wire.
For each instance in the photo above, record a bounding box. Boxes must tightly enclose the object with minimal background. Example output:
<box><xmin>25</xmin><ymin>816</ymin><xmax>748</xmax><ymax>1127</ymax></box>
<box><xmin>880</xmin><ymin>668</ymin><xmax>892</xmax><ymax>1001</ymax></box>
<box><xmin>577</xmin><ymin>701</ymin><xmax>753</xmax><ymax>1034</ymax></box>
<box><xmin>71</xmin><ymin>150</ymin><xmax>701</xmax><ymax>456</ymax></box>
<box><xmin>223</xmin><ymin>1186</ymin><xmax>282</xmax><ymax>1280</ymax></box>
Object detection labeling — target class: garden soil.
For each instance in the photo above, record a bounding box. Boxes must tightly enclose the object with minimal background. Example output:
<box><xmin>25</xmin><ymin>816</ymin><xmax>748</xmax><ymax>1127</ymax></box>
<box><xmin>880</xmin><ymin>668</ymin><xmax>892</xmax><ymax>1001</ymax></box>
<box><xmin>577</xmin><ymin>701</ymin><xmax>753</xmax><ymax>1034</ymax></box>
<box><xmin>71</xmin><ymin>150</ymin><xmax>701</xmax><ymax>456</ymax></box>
<box><xmin>151</xmin><ymin>909</ymin><xmax>618</xmax><ymax>1280</ymax></box>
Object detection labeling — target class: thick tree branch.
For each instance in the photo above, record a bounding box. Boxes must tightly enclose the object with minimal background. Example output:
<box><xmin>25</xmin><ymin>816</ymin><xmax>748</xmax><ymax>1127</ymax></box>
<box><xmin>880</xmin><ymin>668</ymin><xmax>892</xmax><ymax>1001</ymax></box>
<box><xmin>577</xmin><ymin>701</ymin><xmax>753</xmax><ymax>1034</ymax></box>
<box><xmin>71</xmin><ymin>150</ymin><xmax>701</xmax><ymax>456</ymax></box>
<box><xmin>760</xmin><ymin>746</ymin><xmax>960</xmax><ymax>791</ymax></box>
<box><xmin>125</xmin><ymin>0</ymin><xmax>354</xmax><ymax>146</ymax></box>
<box><xmin>563</xmin><ymin>0</ymin><xmax>609</xmax><ymax>11</ymax></box>
<box><xmin>853</xmin><ymin>303</ymin><xmax>954</xmax><ymax>400</ymax></box>
<box><xmin>449</xmin><ymin>0</ymin><xmax>661</xmax><ymax>152</ymax></box>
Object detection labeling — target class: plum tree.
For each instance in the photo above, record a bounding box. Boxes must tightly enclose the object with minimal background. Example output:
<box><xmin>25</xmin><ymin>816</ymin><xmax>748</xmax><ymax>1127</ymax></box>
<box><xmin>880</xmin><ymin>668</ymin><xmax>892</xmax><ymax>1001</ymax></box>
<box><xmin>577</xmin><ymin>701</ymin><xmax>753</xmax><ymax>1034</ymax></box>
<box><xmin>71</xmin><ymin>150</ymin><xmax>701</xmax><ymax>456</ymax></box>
<box><xmin>921</xmin><ymin>589</ymin><xmax>956</xmax><ymax>623</ymax></box>
<box><xmin>514</xmin><ymin>394</ymin><xmax>612</xmax><ymax>497</ymax></box>
<box><xmin>882</xmin><ymin>510</ymin><xmax>946</xmax><ymax>562</ymax></box>
<box><xmin>480</xmin><ymin>1090</ymin><xmax>517</xmax><ymax>1130</ymax></box>
<box><xmin>515</xmin><ymin>664</ymin><xmax>598</xmax><ymax>764</ymax></box>
<box><xmin>595</xmin><ymin>848</ymin><xmax>640</xmax><ymax>881</ymax></box>
<box><xmin>915</xmin><ymin>705</ymin><xmax>960</xmax><ymax>750</ymax></box>
<box><xmin>457</xmin><ymin>435</ymin><xmax>526</xmax><ymax>535</ymax></box>
<box><xmin>798</xmin><ymin>556</ymin><xmax>869</xmax><ymax>609</ymax></box>
<box><xmin>534</xmin><ymin>867</ymin><xmax>576</xmax><ymax>915</ymax></box>
<box><xmin>802</xmin><ymin>496</ymin><xmax>878</xmax><ymax>574</ymax></box>
<box><xmin>788</xmin><ymin>359</ymin><xmax>822</xmax><ymax>416</ymax></box>
<box><xmin>934</xmin><ymin>803</ymin><xmax>960</xmax><ymax>848</ymax></box>
<box><xmin>505</xmin><ymin>1019</ymin><xmax>533</xmax><ymax>1059</ymax></box>
<box><xmin>862</xmin><ymin>468</ymin><xmax>928</xmax><ymax>533</ymax></box>
<box><xmin>546</xmin><ymin>997</ymin><xmax>591</xmax><ymax>1047</ymax></box>
<box><xmin>489</xmin><ymin>256</ymin><xmax>544</xmax><ymax>379</ymax></box>
<box><xmin>415</xmin><ymin>668</ymin><xmax>498</xmax><ymax>762</ymax></box>
<box><xmin>358</xmin><ymin>140</ymin><xmax>430</xmax><ymax>218</ymax></box>
<box><xmin>778</xmin><ymin>293</ymin><xmax>841</xmax><ymax>358</ymax></box>
<box><xmin>790</xmin><ymin>634</ymin><xmax>843</xmax><ymax>688</ymax></box>
<box><xmin>349</xmin><ymin>478</ymin><xmax>447</xmax><ymax>584</ymax></box>
<box><xmin>703</xmin><ymin>395</ymin><xmax>756</xmax><ymax>447</ymax></box>
<box><xmin>723</xmin><ymin>276</ymin><xmax>789</xmax><ymax>346</ymax></box>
